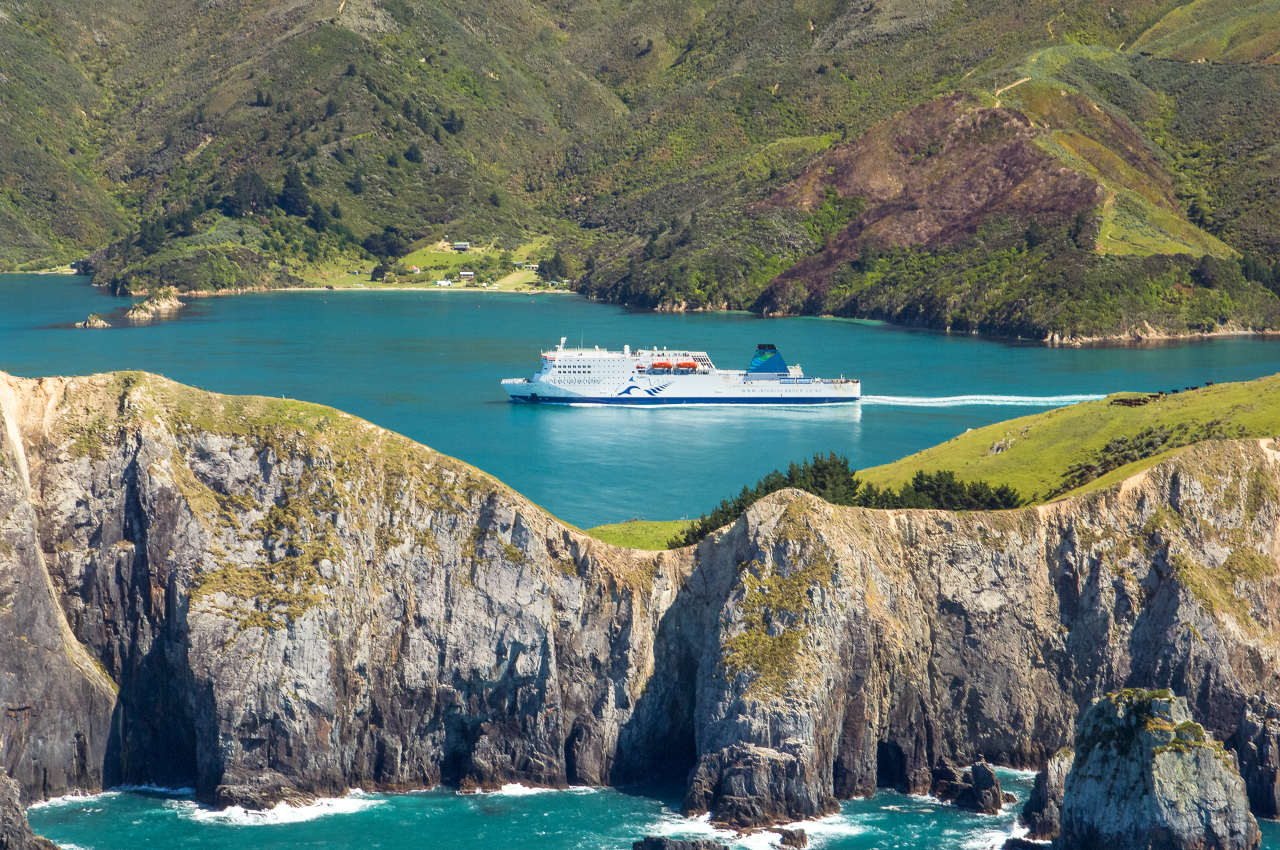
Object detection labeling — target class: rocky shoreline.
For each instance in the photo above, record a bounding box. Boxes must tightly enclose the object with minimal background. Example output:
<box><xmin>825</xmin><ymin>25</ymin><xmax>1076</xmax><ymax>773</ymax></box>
<box><xmin>1</xmin><ymin>371</ymin><xmax>1279</xmax><ymax>842</ymax></box>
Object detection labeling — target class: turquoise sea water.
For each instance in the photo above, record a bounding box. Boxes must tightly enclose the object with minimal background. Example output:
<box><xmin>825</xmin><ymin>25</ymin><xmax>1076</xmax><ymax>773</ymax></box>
<box><xmin>24</xmin><ymin>777</ymin><xmax>1280</xmax><ymax>850</ymax></box>
<box><xmin>4</xmin><ymin>274</ymin><xmax>1280</xmax><ymax>527</ymax></box>
<box><xmin>6</xmin><ymin>274</ymin><xmax>1280</xmax><ymax>848</ymax></box>
<box><xmin>20</xmin><ymin>773</ymin><xmax>1036</xmax><ymax>850</ymax></box>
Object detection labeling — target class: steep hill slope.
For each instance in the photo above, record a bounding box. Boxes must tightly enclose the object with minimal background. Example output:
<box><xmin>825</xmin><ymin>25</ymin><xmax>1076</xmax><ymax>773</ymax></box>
<box><xmin>2</xmin><ymin>369</ymin><xmax>1280</xmax><ymax>832</ymax></box>
<box><xmin>4</xmin><ymin>0</ymin><xmax>1280</xmax><ymax>338</ymax></box>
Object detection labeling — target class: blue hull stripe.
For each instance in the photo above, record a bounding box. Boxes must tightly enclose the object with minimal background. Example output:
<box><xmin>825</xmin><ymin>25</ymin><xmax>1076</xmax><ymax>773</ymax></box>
<box><xmin>508</xmin><ymin>395</ymin><xmax>860</xmax><ymax>406</ymax></box>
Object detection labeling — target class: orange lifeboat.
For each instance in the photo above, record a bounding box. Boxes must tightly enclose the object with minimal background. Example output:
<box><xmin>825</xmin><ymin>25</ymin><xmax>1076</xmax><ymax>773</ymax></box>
<box><xmin>652</xmin><ymin>360</ymin><xmax>673</xmax><ymax>369</ymax></box>
<box><xmin>676</xmin><ymin>360</ymin><xmax>698</xmax><ymax>370</ymax></box>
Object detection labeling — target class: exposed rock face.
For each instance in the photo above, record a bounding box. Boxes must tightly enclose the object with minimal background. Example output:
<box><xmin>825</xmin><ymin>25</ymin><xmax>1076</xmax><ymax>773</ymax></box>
<box><xmin>0</xmin><ymin>776</ymin><xmax>56</xmax><ymax>850</ymax></box>
<box><xmin>1234</xmin><ymin>696</ymin><xmax>1280</xmax><ymax>819</ymax></box>
<box><xmin>632</xmin><ymin>839</ymin><xmax>727</xmax><ymax>850</ymax></box>
<box><xmin>930</xmin><ymin>759</ymin><xmax>1012</xmax><ymax>815</ymax></box>
<box><xmin>73</xmin><ymin>314</ymin><xmax>110</xmax><ymax>329</ymax></box>
<box><xmin>1058</xmin><ymin>691</ymin><xmax>1260</xmax><ymax>850</ymax></box>
<box><xmin>2</xmin><ymin>370</ymin><xmax>1280</xmax><ymax>832</ymax></box>
<box><xmin>125</xmin><ymin>287</ymin><xmax>183</xmax><ymax>321</ymax></box>
<box><xmin>1021</xmin><ymin>748</ymin><xmax>1071</xmax><ymax>840</ymax></box>
<box><xmin>769</xmin><ymin>827</ymin><xmax>807</xmax><ymax>848</ymax></box>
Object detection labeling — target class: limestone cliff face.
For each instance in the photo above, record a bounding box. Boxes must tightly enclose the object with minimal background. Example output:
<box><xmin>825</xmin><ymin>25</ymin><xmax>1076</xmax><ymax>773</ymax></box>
<box><xmin>1</xmin><ymin>371</ymin><xmax>1279</xmax><ymax>829</ymax></box>
<box><xmin>1058</xmin><ymin>691</ymin><xmax>1259</xmax><ymax>850</ymax></box>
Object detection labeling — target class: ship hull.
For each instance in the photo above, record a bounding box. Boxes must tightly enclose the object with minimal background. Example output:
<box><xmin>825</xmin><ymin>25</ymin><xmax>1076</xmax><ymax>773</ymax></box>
<box><xmin>505</xmin><ymin>394</ymin><xmax>860</xmax><ymax>405</ymax></box>
<box><xmin>500</xmin><ymin>341</ymin><xmax>861</xmax><ymax>405</ymax></box>
<box><xmin>502</xmin><ymin>377</ymin><xmax>860</xmax><ymax>405</ymax></box>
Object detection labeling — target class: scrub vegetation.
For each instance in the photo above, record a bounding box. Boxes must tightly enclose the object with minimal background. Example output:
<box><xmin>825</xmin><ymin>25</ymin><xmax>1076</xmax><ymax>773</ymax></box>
<box><xmin>670</xmin><ymin>452</ymin><xmax>1025</xmax><ymax>547</ymax></box>
<box><xmin>4</xmin><ymin>0</ymin><xmax>1280</xmax><ymax>338</ymax></box>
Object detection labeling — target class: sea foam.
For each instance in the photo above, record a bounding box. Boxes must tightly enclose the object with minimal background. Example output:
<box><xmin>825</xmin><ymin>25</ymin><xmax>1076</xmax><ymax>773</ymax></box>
<box><xmin>27</xmin><ymin>791</ymin><xmax>122</xmax><ymax>810</ymax></box>
<box><xmin>178</xmin><ymin>790</ymin><xmax>383</xmax><ymax>826</ymax></box>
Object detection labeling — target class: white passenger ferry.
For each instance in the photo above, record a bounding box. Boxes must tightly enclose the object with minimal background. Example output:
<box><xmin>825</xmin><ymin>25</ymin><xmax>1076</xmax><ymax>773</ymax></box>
<box><xmin>501</xmin><ymin>339</ymin><xmax>861</xmax><ymax>405</ymax></box>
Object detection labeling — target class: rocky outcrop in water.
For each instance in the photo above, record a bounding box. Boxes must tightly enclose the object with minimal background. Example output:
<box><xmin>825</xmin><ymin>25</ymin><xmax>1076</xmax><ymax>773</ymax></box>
<box><xmin>73</xmin><ymin>313</ymin><xmax>110</xmax><ymax>329</ymax></box>
<box><xmin>1058</xmin><ymin>691</ymin><xmax>1260</xmax><ymax>850</ymax></box>
<box><xmin>930</xmin><ymin>759</ymin><xmax>1012</xmax><ymax>815</ymax></box>
<box><xmin>1</xmin><ymin>370</ymin><xmax>1279</xmax><ymax>831</ymax></box>
<box><xmin>0</xmin><ymin>776</ymin><xmax>56</xmax><ymax>850</ymax></box>
<box><xmin>632</xmin><ymin>839</ymin><xmax>728</xmax><ymax>850</ymax></box>
<box><xmin>1020</xmin><ymin>748</ymin><xmax>1071</xmax><ymax>840</ymax></box>
<box><xmin>1235</xmin><ymin>696</ymin><xmax>1280</xmax><ymax>819</ymax></box>
<box><xmin>125</xmin><ymin>287</ymin><xmax>183</xmax><ymax>321</ymax></box>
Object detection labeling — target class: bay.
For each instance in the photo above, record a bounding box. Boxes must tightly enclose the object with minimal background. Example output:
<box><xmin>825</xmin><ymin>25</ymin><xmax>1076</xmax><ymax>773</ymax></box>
<box><xmin>3</xmin><ymin>274</ymin><xmax>1280</xmax><ymax>527</ymax></box>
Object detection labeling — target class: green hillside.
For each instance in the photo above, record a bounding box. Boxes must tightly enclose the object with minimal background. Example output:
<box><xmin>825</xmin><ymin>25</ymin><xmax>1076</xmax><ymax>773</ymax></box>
<box><xmin>3</xmin><ymin>0</ymin><xmax>1280</xmax><ymax>338</ymax></box>
<box><xmin>598</xmin><ymin>372</ymin><xmax>1280</xmax><ymax>550</ymax></box>
<box><xmin>860</xmin><ymin>373</ymin><xmax>1280</xmax><ymax>501</ymax></box>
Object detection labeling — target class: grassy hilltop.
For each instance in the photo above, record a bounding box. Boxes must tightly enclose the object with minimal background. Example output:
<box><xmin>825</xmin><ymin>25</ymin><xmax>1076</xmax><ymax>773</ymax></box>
<box><xmin>2</xmin><ymin>0</ymin><xmax>1280</xmax><ymax>337</ymax></box>
<box><xmin>590</xmin><ymin>372</ymin><xmax>1280</xmax><ymax>549</ymax></box>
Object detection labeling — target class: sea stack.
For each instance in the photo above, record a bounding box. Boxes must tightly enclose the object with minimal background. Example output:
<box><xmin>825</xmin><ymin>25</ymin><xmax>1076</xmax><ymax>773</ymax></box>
<box><xmin>1058</xmin><ymin>690</ymin><xmax>1260</xmax><ymax>850</ymax></box>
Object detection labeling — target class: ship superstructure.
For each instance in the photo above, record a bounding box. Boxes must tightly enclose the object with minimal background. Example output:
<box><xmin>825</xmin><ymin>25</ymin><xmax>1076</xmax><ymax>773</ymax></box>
<box><xmin>501</xmin><ymin>338</ymin><xmax>860</xmax><ymax>405</ymax></box>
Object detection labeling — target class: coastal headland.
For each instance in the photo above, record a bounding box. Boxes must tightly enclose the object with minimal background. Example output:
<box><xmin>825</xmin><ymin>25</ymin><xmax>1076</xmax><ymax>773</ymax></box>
<box><xmin>2</xmin><ymin>369</ymin><xmax>1278</xmax><ymax>834</ymax></box>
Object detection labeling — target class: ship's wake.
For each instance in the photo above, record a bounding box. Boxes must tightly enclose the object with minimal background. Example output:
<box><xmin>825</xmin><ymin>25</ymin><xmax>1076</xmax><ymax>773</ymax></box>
<box><xmin>860</xmin><ymin>393</ymin><xmax>1104</xmax><ymax>407</ymax></box>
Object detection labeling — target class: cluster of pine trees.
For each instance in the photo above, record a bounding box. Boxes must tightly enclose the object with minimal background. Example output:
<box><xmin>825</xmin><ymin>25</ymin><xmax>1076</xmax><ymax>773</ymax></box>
<box><xmin>670</xmin><ymin>452</ymin><xmax>1024</xmax><ymax>546</ymax></box>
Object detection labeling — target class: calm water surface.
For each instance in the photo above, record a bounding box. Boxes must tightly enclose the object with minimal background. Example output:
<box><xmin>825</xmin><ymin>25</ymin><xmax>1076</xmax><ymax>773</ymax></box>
<box><xmin>3</xmin><ymin>274</ymin><xmax>1280</xmax><ymax>527</ymax></box>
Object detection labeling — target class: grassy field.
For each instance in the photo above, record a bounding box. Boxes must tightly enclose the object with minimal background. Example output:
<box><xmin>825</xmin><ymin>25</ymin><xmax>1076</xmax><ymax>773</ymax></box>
<box><xmin>860</xmin><ymin>373</ymin><xmax>1280</xmax><ymax>502</ymax></box>
<box><xmin>585</xmin><ymin>519</ymin><xmax>693</xmax><ymax>551</ymax></box>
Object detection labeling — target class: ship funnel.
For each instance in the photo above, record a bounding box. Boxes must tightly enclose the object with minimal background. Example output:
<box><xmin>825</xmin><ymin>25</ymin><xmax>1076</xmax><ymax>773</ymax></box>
<box><xmin>748</xmin><ymin>343</ymin><xmax>789</xmax><ymax>374</ymax></box>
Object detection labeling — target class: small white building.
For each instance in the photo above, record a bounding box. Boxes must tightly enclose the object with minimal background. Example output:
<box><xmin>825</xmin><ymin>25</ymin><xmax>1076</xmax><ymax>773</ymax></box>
<box><xmin>453</xmin><ymin>242</ymin><xmax>471</xmax><ymax>251</ymax></box>
<box><xmin>459</xmin><ymin>271</ymin><xmax>475</xmax><ymax>279</ymax></box>
<box><xmin>435</xmin><ymin>280</ymin><xmax>452</xmax><ymax>287</ymax></box>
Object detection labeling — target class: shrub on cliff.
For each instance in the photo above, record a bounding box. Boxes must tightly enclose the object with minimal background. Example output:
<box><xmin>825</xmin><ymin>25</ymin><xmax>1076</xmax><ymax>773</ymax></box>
<box><xmin>670</xmin><ymin>453</ymin><xmax>1023</xmax><ymax>546</ymax></box>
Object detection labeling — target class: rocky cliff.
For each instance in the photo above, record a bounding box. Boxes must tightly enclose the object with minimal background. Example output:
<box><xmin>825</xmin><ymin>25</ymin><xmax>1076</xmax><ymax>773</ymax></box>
<box><xmin>2</xmin><ymin>371</ymin><xmax>1279</xmax><ymax>830</ymax></box>
<box><xmin>1058</xmin><ymin>691</ymin><xmax>1260</xmax><ymax>850</ymax></box>
<box><xmin>1236</xmin><ymin>696</ymin><xmax>1280</xmax><ymax>819</ymax></box>
<box><xmin>1021</xmin><ymin>748</ymin><xmax>1072</xmax><ymax>840</ymax></box>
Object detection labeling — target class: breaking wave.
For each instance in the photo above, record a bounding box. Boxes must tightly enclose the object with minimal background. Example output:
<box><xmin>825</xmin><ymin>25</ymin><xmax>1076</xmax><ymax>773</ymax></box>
<box><xmin>178</xmin><ymin>790</ymin><xmax>383</xmax><ymax>826</ymax></box>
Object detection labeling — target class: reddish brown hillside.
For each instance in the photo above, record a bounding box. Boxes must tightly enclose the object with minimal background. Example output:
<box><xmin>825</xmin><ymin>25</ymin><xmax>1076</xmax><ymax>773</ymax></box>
<box><xmin>755</xmin><ymin>91</ymin><xmax>1178</xmax><ymax>313</ymax></box>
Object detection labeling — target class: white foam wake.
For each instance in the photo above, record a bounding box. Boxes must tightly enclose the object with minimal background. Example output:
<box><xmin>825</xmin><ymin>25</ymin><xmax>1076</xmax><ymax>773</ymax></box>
<box><xmin>860</xmin><ymin>394</ymin><xmax>1104</xmax><ymax>407</ymax></box>
<box><xmin>178</xmin><ymin>790</ymin><xmax>383</xmax><ymax>826</ymax></box>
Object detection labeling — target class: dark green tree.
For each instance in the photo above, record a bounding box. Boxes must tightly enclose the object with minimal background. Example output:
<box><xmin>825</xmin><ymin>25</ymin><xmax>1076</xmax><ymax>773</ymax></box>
<box><xmin>222</xmin><ymin>168</ymin><xmax>272</xmax><ymax>217</ymax></box>
<box><xmin>138</xmin><ymin>219</ymin><xmax>166</xmax><ymax>255</ymax></box>
<box><xmin>308</xmin><ymin>203</ymin><xmax>332</xmax><ymax>232</ymax></box>
<box><xmin>405</xmin><ymin>143</ymin><xmax>423</xmax><ymax>163</ymax></box>
<box><xmin>279</xmin><ymin>164</ymin><xmax>312</xmax><ymax>216</ymax></box>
